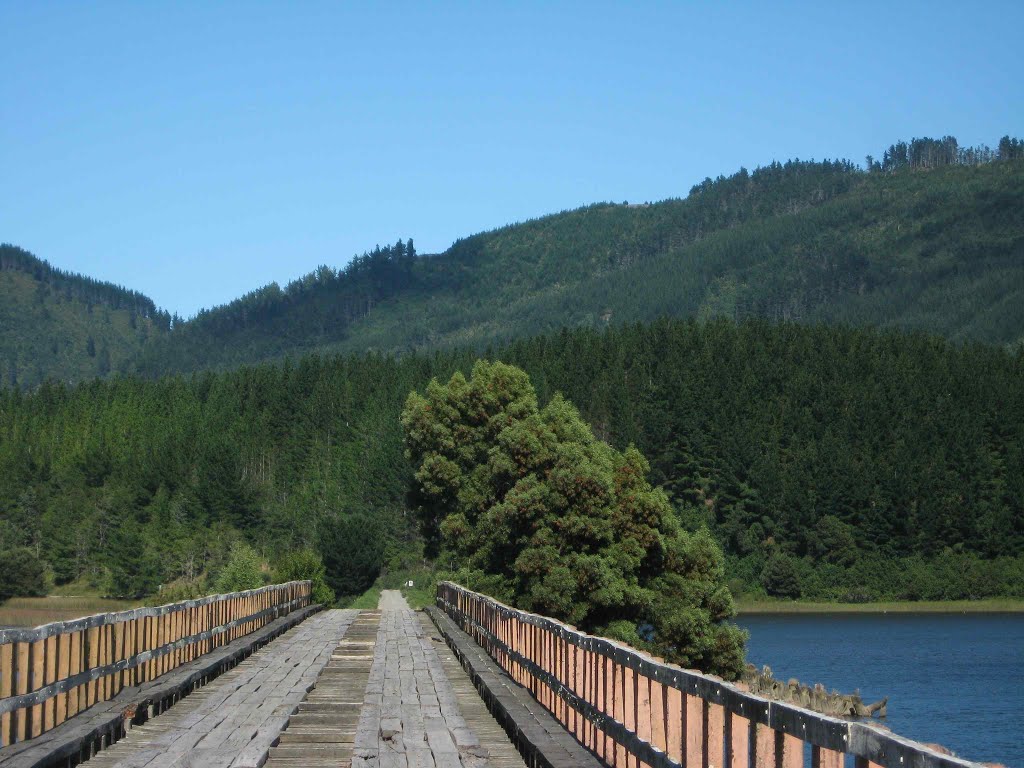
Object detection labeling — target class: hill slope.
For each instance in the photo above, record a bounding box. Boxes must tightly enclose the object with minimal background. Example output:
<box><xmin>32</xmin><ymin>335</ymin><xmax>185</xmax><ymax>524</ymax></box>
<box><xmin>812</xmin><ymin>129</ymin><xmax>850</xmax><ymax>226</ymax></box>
<box><xmin>136</xmin><ymin>146</ymin><xmax>1024</xmax><ymax>377</ymax></box>
<box><xmin>348</xmin><ymin>159</ymin><xmax>1024</xmax><ymax>353</ymax></box>
<box><xmin>5</xmin><ymin>135</ymin><xmax>1024</xmax><ymax>385</ymax></box>
<box><xmin>0</xmin><ymin>245</ymin><xmax>170</xmax><ymax>388</ymax></box>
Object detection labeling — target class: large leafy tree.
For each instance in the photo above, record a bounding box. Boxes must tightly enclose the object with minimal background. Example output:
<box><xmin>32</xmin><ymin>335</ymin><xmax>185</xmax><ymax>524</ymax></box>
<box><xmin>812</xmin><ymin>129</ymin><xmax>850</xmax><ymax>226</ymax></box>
<box><xmin>402</xmin><ymin>360</ymin><xmax>746</xmax><ymax>679</ymax></box>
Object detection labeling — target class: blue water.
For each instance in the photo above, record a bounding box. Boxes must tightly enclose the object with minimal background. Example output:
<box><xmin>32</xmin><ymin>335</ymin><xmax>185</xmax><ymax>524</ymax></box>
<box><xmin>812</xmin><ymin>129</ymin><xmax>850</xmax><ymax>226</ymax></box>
<box><xmin>736</xmin><ymin>613</ymin><xmax>1024</xmax><ymax>767</ymax></box>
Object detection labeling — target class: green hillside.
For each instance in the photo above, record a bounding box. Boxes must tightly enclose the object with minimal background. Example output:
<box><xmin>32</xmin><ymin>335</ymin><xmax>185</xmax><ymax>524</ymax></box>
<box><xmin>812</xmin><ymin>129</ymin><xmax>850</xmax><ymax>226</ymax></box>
<box><xmin>131</xmin><ymin>137</ymin><xmax>1024</xmax><ymax>378</ymax></box>
<box><xmin>0</xmin><ymin>245</ymin><xmax>170</xmax><ymax>388</ymax></box>
<box><xmin>345</xmin><ymin>157</ymin><xmax>1024</xmax><ymax>352</ymax></box>
<box><xmin>133</xmin><ymin>240</ymin><xmax>417</xmax><ymax>375</ymax></box>
<box><xmin>4</xmin><ymin>132</ymin><xmax>1024</xmax><ymax>603</ymax></box>
<box><xmin>5</xmin><ymin>136</ymin><xmax>1023</xmax><ymax>386</ymax></box>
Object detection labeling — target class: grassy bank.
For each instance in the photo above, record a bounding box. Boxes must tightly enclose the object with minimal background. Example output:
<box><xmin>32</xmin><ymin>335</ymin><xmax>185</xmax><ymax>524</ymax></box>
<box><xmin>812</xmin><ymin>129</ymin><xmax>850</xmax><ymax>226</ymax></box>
<box><xmin>0</xmin><ymin>596</ymin><xmax>143</xmax><ymax>628</ymax></box>
<box><xmin>735</xmin><ymin>598</ymin><xmax>1024</xmax><ymax>614</ymax></box>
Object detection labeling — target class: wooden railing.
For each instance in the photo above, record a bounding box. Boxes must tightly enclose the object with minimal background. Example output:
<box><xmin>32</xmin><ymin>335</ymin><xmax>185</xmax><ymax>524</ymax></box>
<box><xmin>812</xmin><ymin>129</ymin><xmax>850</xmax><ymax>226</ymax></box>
<box><xmin>438</xmin><ymin>582</ymin><xmax>985</xmax><ymax>768</ymax></box>
<box><xmin>0</xmin><ymin>580</ymin><xmax>311</xmax><ymax>748</ymax></box>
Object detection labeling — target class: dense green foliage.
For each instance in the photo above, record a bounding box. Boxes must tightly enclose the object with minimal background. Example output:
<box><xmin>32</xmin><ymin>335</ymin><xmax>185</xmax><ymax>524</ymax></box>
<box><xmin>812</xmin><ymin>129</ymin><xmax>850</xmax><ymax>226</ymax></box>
<box><xmin>320</xmin><ymin>512</ymin><xmax>390</xmax><ymax>598</ymax></box>
<box><xmin>345</xmin><ymin>155</ymin><xmax>1023</xmax><ymax>355</ymax></box>
<box><xmin>2</xmin><ymin>134</ymin><xmax>1022</xmax><ymax>610</ymax></box>
<box><xmin>1</xmin><ymin>319</ymin><xmax>1021</xmax><ymax>605</ymax></box>
<box><xmin>273</xmin><ymin>548</ymin><xmax>335</xmax><ymax>605</ymax></box>
<box><xmin>867</xmin><ymin>135</ymin><xmax>1023</xmax><ymax>171</ymax></box>
<box><xmin>0</xmin><ymin>548</ymin><xmax>46</xmax><ymax>601</ymax></box>
<box><xmin>502</xmin><ymin>321</ymin><xmax>1024</xmax><ymax>600</ymax></box>
<box><xmin>0</xmin><ymin>245</ymin><xmax>169</xmax><ymax>389</ymax></box>
<box><xmin>133</xmin><ymin>240</ymin><xmax>417</xmax><ymax>375</ymax></box>
<box><xmin>402</xmin><ymin>361</ymin><xmax>746</xmax><ymax>677</ymax></box>
<box><xmin>0</xmin><ymin>354</ymin><xmax>415</xmax><ymax>600</ymax></box>
<box><xmin>0</xmin><ymin>245</ymin><xmax>166</xmax><ymax>322</ymax></box>
<box><xmin>214</xmin><ymin>542</ymin><xmax>265</xmax><ymax>593</ymax></box>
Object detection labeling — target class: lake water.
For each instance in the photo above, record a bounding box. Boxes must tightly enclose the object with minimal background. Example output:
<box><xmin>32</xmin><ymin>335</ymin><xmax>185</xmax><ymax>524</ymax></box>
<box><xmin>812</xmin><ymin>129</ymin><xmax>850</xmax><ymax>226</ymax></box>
<box><xmin>736</xmin><ymin>613</ymin><xmax>1024</xmax><ymax>767</ymax></box>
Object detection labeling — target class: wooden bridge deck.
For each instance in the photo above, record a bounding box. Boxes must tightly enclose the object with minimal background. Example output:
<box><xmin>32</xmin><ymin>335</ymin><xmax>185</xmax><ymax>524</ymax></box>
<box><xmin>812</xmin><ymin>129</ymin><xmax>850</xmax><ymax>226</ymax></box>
<box><xmin>77</xmin><ymin>592</ymin><xmax>526</xmax><ymax>768</ymax></box>
<box><xmin>80</xmin><ymin>609</ymin><xmax>359</xmax><ymax>767</ymax></box>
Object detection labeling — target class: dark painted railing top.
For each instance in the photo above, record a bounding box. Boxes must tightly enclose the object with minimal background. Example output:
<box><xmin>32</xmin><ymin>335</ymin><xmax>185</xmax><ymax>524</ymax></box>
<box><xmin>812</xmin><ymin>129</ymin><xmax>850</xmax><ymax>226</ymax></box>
<box><xmin>0</xmin><ymin>581</ymin><xmax>312</xmax><ymax>644</ymax></box>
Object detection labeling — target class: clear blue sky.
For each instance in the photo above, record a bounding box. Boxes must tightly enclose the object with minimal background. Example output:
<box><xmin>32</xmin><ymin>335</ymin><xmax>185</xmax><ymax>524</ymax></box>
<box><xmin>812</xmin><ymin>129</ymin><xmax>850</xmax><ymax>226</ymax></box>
<box><xmin>2</xmin><ymin>2</ymin><xmax>1021</xmax><ymax>318</ymax></box>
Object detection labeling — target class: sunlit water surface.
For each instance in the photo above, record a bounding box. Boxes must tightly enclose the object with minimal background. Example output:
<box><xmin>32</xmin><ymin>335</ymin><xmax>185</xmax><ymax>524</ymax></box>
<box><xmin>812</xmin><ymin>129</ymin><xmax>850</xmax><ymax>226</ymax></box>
<box><xmin>736</xmin><ymin>613</ymin><xmax>1024</xmax><ymax>767</ymax></box>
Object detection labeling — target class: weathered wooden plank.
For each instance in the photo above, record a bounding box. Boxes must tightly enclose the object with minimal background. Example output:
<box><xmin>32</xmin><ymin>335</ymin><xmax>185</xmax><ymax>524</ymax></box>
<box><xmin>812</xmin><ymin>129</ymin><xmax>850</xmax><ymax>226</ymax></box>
<box><xmin>427</xmin><ymin>605</ymin><xmax>588</xmax><ymax>768</ymax></box>
<box><xmin>263</xmin><ymin>610</ymin><xmax>378</xmax><ymax>768</ymax></box>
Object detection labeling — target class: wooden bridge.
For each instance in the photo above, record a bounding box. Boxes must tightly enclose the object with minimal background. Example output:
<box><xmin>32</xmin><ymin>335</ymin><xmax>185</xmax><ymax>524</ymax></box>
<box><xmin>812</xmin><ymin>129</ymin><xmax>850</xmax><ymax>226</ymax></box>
<box><xmin>0</xmin><ymin>581</ymin><xmax>990</xmax><ymax>768</ymax></box>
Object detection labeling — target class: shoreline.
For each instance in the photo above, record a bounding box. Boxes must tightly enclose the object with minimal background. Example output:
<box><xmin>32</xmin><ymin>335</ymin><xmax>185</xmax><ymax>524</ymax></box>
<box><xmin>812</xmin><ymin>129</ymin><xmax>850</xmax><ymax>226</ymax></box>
<box><xmin>735</xmin><ymin>598</ymin><xmax>1024</xmax><ymax>614</ymax></box>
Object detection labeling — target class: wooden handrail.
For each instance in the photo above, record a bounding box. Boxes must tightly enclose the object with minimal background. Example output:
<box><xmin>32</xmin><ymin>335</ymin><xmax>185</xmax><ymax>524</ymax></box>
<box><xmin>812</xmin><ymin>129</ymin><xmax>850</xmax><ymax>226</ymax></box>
<box><xmin>0</xmin><ymin>580</ymin><xmax>312</xmax><ymax>748</ymax></box>
<box><xmin>437</xmin><ymin>581</ymin><xmax>985</xmax><ymax>768</ymax></box>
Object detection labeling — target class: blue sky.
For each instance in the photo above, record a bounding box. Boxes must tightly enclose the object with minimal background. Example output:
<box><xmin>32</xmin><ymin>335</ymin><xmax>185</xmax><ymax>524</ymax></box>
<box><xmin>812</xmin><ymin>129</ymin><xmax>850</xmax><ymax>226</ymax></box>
<box><xmin>2</xmin><ymin>2</ymin><xmax>1021</xmax><ymax>318</ymax></box>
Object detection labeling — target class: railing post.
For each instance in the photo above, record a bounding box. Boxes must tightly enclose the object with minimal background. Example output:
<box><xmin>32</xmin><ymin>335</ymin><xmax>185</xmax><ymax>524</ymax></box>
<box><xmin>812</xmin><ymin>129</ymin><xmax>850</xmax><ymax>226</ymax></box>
<box><xmin>43</xmin><ymin>634</ymin><xmax>57</xmax><ymax>731</ymax></box>
<box><xmin>123</xmin><ymin>617</ymin><xmax>135</xmax><ymax>689</ymax></box>
<box><xmin>754</xmin><ymin>722</ymin><xmax>775</xmax><ymax>768</ymax></box>
<box><xmin>542</xmin><ymin>626</ymin><xmax>550</xmax><ymax>711</ymax></box>
<box><xmin>813</xmin><ymin>746</ymin><xmax>843</xmax><ymax>768</ymax></box>
<box><xmin>112</xmin><ymin>622</ymin><xmax>123</xmax><ymax>696</ymax></box>
<box><xmin>624</xmin><ymin>661</ymin><xmax>636</xmax><ymax>767</ymax></box>
<box><xmin>611</xmin><ymin>658</ymin><xmax>624</xmax><ymax>767</ymax></box>
<box><xmin>15</xmin><ymin>640</ymin><xmax>29</xmax><ymax>741</ymax></box>
<box><xmin>55</xmin><ymin>632</ymin><xmax>70</xmax><ymax>727</ymax></box>
<box><xmin>637</xmin><ymin>669</ymin><xmax>653</xmax><ymax>768</ymax></box>
<box><xmin>685</xmin><ymin>689</ymin><xmax>704</xmax><ymax>768</ymax></box>
<box><xmin>706</xmin><ymin>701</ymin><xmax>726</xmax><ymax>768</ymax></box>
<box><xmin>99</xmin><ymin>623</ymin><xmax>110</xmax><ymax>701</ymax></box>
<box><xmin>29</xmin><ymin>637</ymin><xmax>44</xmax><ymax>737</ymax></box>
<box><xmin>68</xmin><ymin>630</ymin><xmax>82</xmax><ymax>717</ymax></box>
<box><xmin>571</xmin><ymin>641</ymin><xmax>583</xmax><ymax>744</ymax></box>
<box><xmin>666</xmin><ymin>675</ymin><xmax>682</xmax><ymax>764</ymax></box>
<box><xmin>0</xmin><ymin>641</ymin><xmax>11</xmax><ymax>746</ymax></box>
<box><xmin>604</xmin><ymin>653</ymin><xmax>615</xmax><ymax>762</ymax></box>
<box><xmin>724</xmin><ymin>708</ymin><xmax>751</xmax><ymax>768</ymax></box>
<box><xmin>778</xmin><ymin>731</ymin><xmax>804</xmax><ymax>768</ymax></box>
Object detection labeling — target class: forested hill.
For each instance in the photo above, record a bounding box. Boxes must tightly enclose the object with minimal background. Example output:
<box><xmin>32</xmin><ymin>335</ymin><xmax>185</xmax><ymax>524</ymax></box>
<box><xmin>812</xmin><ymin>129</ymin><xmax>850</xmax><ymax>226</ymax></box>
<box><xmin>0</xmin><ymin>245</ymin><xmax>171</xmax><ymax>388</ymax></box>
<box><xmin>4</xmin><ymin>135</ymin><xmax>1024</xmax><ymax>386</ymax></box>
<box><xmin>133</xmin><ymin>239</ymin><xmax>418</xmax><ymax>375</ymax></box>
<box><xmin>2</xmin><ymin>320</ymin><xmax>1021</xmax><ymax>602</ymax></box>
<box><xmin>128</xmin><ymin>135</ymin><xmax>1024</xmax><ymax>377</ymax></box>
